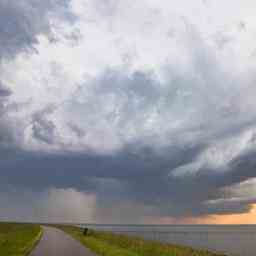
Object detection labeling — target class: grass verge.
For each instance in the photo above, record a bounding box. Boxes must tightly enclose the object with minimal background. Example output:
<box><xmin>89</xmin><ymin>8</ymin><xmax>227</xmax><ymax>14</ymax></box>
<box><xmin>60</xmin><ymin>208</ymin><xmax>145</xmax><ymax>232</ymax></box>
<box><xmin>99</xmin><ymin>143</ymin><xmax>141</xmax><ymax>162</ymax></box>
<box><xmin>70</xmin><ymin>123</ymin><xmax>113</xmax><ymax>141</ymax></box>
<box><xmin>0</xmin><ymin>223</ymin><xmax>42</xmax><ymax>256</ymax></box>
<box><xmin>56</xmin><ymin>225</ymin><xmax>227</xmax><ymax>256</ymax></box>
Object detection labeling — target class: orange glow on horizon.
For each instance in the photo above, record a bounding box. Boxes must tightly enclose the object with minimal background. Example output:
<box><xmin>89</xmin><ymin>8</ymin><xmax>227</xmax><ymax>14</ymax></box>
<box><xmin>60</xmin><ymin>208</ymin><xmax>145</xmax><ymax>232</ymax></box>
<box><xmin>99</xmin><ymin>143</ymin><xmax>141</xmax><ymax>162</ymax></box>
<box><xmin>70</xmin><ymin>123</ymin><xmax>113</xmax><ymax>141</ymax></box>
<box><xmin>208</xmin><ymin>204</ymin><xmax>256</xmax><ymax>224</ymax></box>
<box><xmin>153</xmin><ymin>204</ymin><xmax>256</xmax><ymax>224</ymax></box>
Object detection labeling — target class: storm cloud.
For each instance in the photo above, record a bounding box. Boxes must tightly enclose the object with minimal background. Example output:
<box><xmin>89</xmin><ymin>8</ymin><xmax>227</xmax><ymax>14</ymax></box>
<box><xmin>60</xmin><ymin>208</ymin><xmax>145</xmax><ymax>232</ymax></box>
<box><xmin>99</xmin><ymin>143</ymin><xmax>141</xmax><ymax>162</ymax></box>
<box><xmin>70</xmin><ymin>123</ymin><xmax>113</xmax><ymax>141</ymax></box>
<box><xmin>1</xmin><ymin>0</ymin><xmax>256</xmax><ymax>222</ymax></box>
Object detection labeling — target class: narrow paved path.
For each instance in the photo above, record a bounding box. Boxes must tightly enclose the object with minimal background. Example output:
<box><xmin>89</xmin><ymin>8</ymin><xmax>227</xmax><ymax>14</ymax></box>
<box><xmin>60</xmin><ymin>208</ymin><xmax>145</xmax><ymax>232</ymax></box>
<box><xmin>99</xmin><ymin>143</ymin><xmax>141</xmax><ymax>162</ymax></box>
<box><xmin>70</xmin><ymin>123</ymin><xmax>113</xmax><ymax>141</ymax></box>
<box><xmin>30</xmin><ymin>226</ymin><xmax>97</xmax><ymax>256</ymax></box>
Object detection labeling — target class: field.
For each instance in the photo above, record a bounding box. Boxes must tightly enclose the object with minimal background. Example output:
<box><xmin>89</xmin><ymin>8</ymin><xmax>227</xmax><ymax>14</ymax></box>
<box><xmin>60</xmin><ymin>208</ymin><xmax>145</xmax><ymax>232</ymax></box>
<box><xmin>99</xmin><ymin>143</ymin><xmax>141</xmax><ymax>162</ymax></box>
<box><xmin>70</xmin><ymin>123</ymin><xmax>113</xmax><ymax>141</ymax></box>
<box><xmin>0</xmin><ymin>223</ymin><xmax>42</xmax><ymax>256</ymax></box>
<box><xmin>57</xmin><ymin>225</ymin><xmax>227</xmax><ymax>256</ymax></box>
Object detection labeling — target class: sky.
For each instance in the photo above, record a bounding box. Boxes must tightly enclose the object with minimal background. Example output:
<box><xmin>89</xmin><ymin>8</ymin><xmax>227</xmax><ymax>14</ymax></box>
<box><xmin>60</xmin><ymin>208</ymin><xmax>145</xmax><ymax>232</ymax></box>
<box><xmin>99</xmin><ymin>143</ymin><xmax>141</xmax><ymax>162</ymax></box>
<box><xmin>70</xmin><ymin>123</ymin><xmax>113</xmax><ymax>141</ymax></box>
<box><xmin>1</xmin><ymin>0</ymin><xmax>256</xmax><ymax>224</ymax></box>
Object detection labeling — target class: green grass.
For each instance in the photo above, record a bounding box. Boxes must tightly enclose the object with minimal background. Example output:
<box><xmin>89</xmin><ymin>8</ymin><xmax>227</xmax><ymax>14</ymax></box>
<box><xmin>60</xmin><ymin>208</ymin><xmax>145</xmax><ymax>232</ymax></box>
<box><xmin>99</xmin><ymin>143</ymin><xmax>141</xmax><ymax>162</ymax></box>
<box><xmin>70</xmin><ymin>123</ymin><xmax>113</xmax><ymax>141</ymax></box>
<box><xmin>0</xmin><ymin>223</ymin><xmax>42</xmax><ymax>256</ymax></box>
<box><xmin>56</xmin><ymin>225</ymin><xmax>227</xmax><ymax>256</ymax></box>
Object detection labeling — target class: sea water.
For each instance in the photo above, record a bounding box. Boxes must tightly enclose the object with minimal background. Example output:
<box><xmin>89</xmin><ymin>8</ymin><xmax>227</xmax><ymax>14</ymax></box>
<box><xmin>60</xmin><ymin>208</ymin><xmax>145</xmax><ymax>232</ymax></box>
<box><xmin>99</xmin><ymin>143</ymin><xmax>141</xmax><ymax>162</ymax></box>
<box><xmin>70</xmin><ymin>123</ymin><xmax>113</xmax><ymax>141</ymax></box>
<box><xmin>79</xmin><ymin>224</ymin><xmax>256</xmax><ymax>256</ymax></box>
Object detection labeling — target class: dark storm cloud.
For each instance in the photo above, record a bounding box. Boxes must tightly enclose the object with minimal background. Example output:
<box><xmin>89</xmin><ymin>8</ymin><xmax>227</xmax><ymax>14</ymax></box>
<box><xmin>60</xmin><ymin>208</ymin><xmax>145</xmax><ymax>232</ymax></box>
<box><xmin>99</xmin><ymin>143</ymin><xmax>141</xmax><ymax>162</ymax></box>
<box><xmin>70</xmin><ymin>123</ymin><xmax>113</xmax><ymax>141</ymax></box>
<box><xmin>0</xmin><ymin>141</ymin><xmax>204</xmax><ymax>189</ymax></box>
<box><xmin>2</xmin><ymin>73</ymin><xmax>256</xmax><ymax>219</ymax></box>
<box><xmin>2</xmin><ymin>64</ymin><xmax>256</xmax><ymax>218</ymax></box>
<box><xmin>106</xmin><ymin>146</ymin><xmax>256</xmax><ymax>217</ymax></box>
<box><xmin>2</xmin><ymin>138</ymin><xmax>256</xmax><ymax>217</ymax></box>
<box><xmin>2</xmin><ymin>0</ymin><xmax>256</xmax><ymax>221</ymax></box>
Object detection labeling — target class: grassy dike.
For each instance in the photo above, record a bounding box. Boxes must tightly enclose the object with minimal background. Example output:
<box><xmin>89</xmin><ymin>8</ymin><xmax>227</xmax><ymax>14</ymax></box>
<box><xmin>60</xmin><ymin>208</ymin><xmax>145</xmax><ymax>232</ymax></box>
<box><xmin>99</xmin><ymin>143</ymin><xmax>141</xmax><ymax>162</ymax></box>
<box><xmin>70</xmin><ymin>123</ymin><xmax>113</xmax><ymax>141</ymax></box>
<box><xmin>0</xmin><ymin>223</ymin><xmax>42</xmax><ymax>256</ymax></box>
<box><xmin>56</xmin><ymin>225</ymin><xmax>227</xmax><ymax>256</ymax></box>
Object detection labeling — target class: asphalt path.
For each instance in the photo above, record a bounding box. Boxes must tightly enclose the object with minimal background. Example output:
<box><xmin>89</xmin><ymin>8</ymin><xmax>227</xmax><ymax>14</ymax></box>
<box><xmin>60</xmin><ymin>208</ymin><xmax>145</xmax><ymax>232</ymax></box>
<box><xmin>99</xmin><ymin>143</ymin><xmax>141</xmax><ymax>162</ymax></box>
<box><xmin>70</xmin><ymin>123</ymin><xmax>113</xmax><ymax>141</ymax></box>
<box><xmin>30</xmin><ymin>226</ymin><xmax>97</xmax><ymax>256</ymax></box>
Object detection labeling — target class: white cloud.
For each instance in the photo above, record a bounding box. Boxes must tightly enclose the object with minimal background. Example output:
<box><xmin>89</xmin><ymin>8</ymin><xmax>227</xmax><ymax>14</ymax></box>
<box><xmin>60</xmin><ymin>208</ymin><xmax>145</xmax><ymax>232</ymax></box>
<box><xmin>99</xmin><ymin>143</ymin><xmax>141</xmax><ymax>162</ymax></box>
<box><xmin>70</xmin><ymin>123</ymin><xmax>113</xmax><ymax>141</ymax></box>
<box><xmin>2</xmin><ymin>0</ymin><xmax>256</xmax><ymax>156</ymax></box>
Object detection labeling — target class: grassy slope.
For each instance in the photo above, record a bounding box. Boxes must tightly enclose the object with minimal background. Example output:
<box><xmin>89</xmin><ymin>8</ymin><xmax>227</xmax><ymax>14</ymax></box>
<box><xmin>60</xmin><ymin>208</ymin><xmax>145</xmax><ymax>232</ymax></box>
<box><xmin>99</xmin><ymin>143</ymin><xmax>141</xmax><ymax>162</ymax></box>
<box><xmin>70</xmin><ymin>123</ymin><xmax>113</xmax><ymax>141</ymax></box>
<box><xmin>56</xmin><ymin>226</ymin><xmax>227</xmax><ymax>256</ymax></box>
<box><xmin>0</xmin><ymin>223</ymin><xmax>42</xmax><ymax>256</ymax></box>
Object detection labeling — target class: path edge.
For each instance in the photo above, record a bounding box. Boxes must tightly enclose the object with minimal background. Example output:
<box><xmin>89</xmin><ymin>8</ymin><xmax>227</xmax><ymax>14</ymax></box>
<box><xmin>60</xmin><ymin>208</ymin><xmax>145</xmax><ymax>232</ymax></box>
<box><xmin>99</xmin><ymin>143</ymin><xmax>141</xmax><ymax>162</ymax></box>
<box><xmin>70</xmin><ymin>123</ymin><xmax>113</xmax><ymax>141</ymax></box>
<box><xmin>24</xmin><ymin>226</ymin><xmax>43</xmax><ymax>256</ymax></box>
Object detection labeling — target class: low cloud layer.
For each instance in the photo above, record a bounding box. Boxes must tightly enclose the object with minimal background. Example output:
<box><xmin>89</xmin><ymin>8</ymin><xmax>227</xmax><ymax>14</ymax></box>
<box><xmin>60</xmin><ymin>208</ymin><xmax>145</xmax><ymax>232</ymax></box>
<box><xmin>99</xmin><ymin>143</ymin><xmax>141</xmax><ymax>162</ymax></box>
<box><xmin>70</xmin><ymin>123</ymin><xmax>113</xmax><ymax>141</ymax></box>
<box><xmin>0</xmin><ymin>188</ymin><xmax>96</xmax><ymax>223</ymax></box>
<box><xmin>1</xmin><ymin>0</ymin><xmax>256</xmax><ymax>223</ymax></box>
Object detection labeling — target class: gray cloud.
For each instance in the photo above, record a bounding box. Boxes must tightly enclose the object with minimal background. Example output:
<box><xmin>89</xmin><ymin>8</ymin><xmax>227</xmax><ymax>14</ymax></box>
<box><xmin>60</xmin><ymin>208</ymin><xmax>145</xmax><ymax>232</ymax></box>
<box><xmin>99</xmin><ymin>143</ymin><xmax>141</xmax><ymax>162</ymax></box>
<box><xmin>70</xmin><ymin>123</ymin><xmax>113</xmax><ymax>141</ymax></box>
<box><xmin>0</xmin><ymin>82</ymin><xmax>20</xmax><ymax>146</ymax></box>
<box><xmin>1</xmin><ymin>137</ymin><xmax>256</xmax><ymax>219</ymax></box>
<box><xmin>0</xmin><ymin>82</ymin><xmax>12</xmax><ymax>97</ymax></box>
<box><xmin>3</xmin><ymin>60</ymin><xmax>256</xmax><ymax>220</ymax></box>
<box><xmin>2</xmin><ymin>0</ymin><xmax>256</xmax><ymax>222</ymax></box>
<box><xmin>68</xmin><ymin>123</ymin><xmax>86</xmax><ymax>138</ymax></box>
<box><xmin>31</xmin><ymin>105</ymin><xmax>58</xmax><ymax>145</ymax></box>
<box><xmin>0</xmin><ymin>0</ymin><xmax>74</xmax><ymax>59</ymax></box>
<box><xmin>0</xmin><ymin>0</ymin><xmax>75</xmax><ymax>146</ymax></box>
<box><xmin>0</xmin><ymin>188</ymin><xmax>95</xmax><ymax>223</ymax></box>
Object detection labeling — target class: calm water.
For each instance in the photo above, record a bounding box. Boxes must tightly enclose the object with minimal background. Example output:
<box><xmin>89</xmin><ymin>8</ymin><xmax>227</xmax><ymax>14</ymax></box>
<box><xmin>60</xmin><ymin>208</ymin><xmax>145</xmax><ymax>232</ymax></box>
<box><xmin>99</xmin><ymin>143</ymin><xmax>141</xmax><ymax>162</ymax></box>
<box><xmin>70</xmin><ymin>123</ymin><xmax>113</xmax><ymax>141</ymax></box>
<box><xmin>79</xmin><ymin>224</ymin><xmax>256</xmax><ymax>256</ymax></box>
